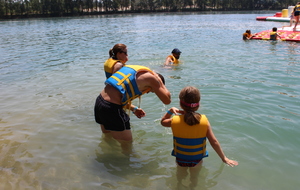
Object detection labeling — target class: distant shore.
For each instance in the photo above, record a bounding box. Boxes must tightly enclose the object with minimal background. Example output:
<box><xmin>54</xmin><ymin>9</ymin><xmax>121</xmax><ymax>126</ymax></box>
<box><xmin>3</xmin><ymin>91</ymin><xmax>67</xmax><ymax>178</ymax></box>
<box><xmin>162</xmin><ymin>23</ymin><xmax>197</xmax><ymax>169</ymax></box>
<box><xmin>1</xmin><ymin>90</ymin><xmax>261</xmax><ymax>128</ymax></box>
<box><xmin>0</xmin><ymin>8</ymin><xmax>276</xmax><ymax>20</ymax></box>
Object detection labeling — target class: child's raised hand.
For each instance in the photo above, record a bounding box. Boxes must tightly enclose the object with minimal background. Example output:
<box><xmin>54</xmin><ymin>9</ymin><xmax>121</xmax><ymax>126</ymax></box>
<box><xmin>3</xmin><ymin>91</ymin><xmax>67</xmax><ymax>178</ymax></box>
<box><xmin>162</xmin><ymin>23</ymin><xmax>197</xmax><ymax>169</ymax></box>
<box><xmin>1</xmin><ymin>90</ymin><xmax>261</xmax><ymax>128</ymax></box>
<box><xmin>169</xmin><ymin>107</ymin><xmax>184</xmax><ymax>115</ymax></box>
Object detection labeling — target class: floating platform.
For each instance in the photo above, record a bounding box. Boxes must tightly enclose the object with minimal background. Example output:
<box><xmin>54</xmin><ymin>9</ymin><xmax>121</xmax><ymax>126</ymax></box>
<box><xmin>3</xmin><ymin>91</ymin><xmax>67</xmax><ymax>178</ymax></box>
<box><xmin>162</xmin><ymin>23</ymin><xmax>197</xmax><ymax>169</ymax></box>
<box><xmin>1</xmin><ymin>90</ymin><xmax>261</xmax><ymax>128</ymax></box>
<box><xmin>256</xmin><ymin>16</ymin><xmax>290</xmax><ymax>22</ymax></box>
<box><xmin>251</xmin><ymin>27</ymin><xmax>300</xmax><ymax>42</ymax></box>
<box><xmin>256</xmin><ymin>7</ymin><xmax>294</xmax><ymax>22</ymax></box>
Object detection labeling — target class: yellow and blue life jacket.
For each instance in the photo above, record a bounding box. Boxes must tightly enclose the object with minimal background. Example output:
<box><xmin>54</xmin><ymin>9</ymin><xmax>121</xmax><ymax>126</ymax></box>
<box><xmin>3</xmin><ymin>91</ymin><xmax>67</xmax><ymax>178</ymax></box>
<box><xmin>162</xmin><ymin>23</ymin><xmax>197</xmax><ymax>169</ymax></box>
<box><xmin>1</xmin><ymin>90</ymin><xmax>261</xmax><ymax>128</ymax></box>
<box><xmin>270</xmin><ymin>31</ymin><xmax>277</xmax><ymax>40</ymax></box>
<box><xmin>104</xmin><ymin>58</ymin><xmax>124</xmax><ymax>79</ymax></box>
<box><xmin>171</xmin><ymin>114</ymin><xmax>209</xmax><ymax>160</ymax></box>
<box><xmin>105</xmin><ymin>65</ymin><xmax>152</xmax><ymax>106</ymax></box>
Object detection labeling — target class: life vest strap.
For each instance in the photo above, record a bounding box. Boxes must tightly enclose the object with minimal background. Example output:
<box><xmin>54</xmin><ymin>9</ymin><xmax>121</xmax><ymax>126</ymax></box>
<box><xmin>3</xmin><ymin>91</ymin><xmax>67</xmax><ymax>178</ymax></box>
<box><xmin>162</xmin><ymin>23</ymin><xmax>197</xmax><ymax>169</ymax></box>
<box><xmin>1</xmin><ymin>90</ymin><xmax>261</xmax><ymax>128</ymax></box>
<box><xmin>112</xmin><ymin>72</ymin><xmax>132</xmax><ymax>85</ymax></box>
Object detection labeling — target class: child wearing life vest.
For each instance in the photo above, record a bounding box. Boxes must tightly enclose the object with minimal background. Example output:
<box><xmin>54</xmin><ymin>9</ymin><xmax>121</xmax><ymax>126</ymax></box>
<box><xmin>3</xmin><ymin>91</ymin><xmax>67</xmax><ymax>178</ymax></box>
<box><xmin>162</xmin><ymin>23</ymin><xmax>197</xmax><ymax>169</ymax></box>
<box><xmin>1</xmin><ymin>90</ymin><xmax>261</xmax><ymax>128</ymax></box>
<box><xmin>270</xmin><ymin>27</ymin><xmax>281</xmax><ymax>40</ymax></box>
<box><xmin>161</xmin><ymin>86</ymin><xmax>238</xmax><ymax>187</ymax></box>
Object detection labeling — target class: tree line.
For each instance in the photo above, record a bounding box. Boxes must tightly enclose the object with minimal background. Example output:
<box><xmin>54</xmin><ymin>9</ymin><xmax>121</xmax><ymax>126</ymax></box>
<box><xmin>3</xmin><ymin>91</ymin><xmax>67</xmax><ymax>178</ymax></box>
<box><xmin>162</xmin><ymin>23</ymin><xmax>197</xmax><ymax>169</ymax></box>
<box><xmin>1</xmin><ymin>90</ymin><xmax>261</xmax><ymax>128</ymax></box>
<box><xmin>0</xmin><ymin>0</ymin><xmax>298</xmax><ymax>19</ymax></box>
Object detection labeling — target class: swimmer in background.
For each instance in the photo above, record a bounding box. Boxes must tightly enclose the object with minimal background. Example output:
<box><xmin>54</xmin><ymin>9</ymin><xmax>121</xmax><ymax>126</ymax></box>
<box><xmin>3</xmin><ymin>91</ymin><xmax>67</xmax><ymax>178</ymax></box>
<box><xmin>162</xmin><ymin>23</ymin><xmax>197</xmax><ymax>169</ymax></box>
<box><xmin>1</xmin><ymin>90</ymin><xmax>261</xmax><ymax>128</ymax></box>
<box><xmin>161</xmin><ymin>86</ymin><xmax>238</xmax><ymax>188</ymax></box>
<box><xmin>164</xmin><ymin>48</ymin><xmax>182</xmax><ymax>66</ymax></box>
<box><xmin>270</xmin><ymin>27</ymin><xmax>281</xmax><ymax>40</ymax></box>
<box><xmin>243</xmin><ymin>30</ymin><xmax>255</xmax><ymax>40</ymax></box>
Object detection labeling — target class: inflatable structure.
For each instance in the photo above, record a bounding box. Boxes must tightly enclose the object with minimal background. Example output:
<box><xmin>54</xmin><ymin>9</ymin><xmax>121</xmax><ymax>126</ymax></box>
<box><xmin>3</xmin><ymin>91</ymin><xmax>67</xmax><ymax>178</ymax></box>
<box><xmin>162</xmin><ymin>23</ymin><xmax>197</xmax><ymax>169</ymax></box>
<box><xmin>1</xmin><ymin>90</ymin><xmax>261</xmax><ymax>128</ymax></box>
<box><xmin>256</xmin><ymin>6</ymin><xmax>295</xmax><ymax>22</ymax></box>
<box><xmin>251</xmin><ymin>27</ymin><xmax>300</xmax><ymax>42</ymax></box>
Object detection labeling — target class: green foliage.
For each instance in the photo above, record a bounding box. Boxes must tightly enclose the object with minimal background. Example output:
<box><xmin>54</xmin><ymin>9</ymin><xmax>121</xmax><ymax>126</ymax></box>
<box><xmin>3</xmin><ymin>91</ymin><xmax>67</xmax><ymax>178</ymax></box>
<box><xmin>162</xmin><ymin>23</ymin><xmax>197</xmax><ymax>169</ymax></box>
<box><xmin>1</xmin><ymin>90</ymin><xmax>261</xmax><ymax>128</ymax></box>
<box><xmin>0</xmin><ymin>0</ymin><xmax>6</xmax><ymax>17</ymax></box>
<box><xmin>0</xmin><ymin>0</ymin><xmax>298</xmax><ymax>18</ymax></box>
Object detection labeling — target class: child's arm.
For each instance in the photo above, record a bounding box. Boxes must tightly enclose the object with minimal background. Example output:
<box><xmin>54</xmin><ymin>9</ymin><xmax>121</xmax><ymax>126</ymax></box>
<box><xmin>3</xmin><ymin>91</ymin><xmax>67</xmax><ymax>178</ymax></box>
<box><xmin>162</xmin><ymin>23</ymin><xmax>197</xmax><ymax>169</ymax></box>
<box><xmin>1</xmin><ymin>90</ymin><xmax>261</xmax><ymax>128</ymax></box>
<box><xmin>161</xmin><ymin>107</ymin><xmax>183</xmax><ymax>127</ymax></box>
<box><xmin>250</xmin><ymin>33</ymin><xmax>256</xmax><ymax>39</ymax></box>
<box><xmin>278</xmin><ymin>34</ymin><xmax>281</xmax><ymax>39</ymax></box>
<box><xmin>206</xmin><ymin>122</ymin><xmax>239</xmax><ymax>167</ymax></box>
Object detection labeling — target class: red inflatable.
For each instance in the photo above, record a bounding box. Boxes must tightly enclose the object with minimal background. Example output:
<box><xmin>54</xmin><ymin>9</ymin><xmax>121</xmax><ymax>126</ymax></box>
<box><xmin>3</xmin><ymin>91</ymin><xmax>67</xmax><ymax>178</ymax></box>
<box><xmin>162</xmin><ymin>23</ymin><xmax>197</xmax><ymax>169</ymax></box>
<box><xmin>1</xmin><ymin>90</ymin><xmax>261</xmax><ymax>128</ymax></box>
<box><xmin>251</xmin><ymin>27</ymin><xmax>300</xmax><ymax>42</ymax></box>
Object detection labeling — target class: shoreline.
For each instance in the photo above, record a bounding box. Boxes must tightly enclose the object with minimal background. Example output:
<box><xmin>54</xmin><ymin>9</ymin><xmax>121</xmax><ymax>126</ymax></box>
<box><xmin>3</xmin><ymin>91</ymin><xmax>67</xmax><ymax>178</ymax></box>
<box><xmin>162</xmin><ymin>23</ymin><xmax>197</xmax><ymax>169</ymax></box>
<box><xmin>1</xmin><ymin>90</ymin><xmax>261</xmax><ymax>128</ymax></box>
<box><xmin>1</xmin><ymin>9</ymin><xmax>278</xmax><ymax>20</ymax></box>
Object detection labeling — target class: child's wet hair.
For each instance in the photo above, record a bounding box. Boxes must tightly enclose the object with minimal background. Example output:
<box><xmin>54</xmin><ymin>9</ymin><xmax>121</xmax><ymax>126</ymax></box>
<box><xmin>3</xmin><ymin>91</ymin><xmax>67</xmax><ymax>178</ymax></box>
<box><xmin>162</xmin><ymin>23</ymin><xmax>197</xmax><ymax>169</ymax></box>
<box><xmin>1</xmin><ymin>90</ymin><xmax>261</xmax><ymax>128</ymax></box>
<box><xmin>179</xmin><ymin>86</ymin><xmax>201</xmax><ymax>126</ymax></box>
<box><xmin>179</xmin><ymin>86</ymin><xmax>200</xmax><ymax>106</ymax></box>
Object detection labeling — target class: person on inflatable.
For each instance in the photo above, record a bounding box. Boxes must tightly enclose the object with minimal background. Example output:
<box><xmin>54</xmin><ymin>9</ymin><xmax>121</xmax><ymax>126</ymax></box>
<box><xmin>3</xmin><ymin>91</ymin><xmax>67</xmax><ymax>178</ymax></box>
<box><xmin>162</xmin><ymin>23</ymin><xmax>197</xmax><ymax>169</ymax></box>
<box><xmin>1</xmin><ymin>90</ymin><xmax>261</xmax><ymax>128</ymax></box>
<box><xmin>293</xmin><ymin>2</ymin><xmax>300</xmax><ymax>30</ymax></box>
<box><xmin>283</xmin><ymin>9</ymin><xmax>296</xmax><ymax>28</ymax></box>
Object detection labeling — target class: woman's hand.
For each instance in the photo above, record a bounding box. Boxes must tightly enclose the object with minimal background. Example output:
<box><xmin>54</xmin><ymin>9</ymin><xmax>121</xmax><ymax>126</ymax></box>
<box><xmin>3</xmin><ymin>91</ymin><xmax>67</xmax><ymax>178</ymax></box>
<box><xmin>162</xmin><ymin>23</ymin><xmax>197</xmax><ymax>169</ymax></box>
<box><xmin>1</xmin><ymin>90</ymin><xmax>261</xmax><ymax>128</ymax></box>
<box><xmin>133</xmin><ymin>108</ymin><xmax>146</xmax><ymax>119</ymax></box>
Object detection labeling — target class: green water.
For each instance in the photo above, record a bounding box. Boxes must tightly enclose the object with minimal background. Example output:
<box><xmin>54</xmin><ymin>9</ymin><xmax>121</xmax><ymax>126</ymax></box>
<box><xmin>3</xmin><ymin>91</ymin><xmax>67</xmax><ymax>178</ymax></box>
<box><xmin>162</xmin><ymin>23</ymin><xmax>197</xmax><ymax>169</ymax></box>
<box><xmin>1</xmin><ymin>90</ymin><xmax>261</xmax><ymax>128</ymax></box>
<box><xmin>0</xmin><ymin>12</ymin><xmax>299</xmax><ymax>189</ymax></box>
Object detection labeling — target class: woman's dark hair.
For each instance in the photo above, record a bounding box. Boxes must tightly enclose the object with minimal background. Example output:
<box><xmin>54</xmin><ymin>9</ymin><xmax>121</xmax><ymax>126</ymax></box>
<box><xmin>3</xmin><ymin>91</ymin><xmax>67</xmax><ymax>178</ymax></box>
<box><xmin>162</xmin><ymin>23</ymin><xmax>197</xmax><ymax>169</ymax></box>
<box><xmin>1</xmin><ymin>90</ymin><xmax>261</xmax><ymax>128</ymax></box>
<box><xmin>179</xmin><ymin>86</ymin><xmax>201</xmax><ymax>126</ymax></box>
<box><xmin>109</xmin><ymin>44</ymin><xmax>127</xmax><ymax>59</ymax></box>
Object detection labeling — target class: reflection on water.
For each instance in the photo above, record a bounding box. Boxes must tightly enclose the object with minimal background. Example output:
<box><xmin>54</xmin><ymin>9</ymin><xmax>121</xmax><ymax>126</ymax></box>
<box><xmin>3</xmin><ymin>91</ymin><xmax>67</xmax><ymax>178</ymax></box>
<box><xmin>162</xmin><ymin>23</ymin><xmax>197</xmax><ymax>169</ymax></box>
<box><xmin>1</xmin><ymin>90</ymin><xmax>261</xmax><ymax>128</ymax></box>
<box><xmin>165</xmin><ymin>161</ymin><xmax>224</xmax><ymax>190</ymax></box>
<box><xmin>95</xmin><ymin>133</ymin><xmax>225</xmax><ymax>190</ymax></box>
<box><xmin>0</xmin><ymin>131</ymin><xmax>43</xmax><ymax>189</ymax></box>
<box><xmin>95</xmin><ymin>134</ymin><xmax>166</xmax><ymax>189</ymax></box>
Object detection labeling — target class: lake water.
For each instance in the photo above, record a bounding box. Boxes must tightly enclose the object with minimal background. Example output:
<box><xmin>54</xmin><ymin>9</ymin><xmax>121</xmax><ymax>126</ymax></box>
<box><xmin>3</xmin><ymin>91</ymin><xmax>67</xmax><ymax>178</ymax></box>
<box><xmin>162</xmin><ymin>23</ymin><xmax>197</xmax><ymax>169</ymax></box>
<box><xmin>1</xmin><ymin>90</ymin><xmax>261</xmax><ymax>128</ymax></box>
<box><xmin>0</xmin><ymin>11</ymin><xmax>300</xmax><ymax>190</ymax></box>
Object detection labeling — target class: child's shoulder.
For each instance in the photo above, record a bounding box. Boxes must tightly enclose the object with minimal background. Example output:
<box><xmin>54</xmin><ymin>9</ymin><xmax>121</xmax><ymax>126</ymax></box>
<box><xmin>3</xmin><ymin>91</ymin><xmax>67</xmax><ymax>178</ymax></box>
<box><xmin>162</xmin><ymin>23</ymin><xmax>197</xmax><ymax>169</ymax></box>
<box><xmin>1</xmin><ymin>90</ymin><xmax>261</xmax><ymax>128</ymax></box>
<box><xmin>200</xmin><ymin>114</ymin><xmax>209</xmax><ymax>121</ymax></box>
